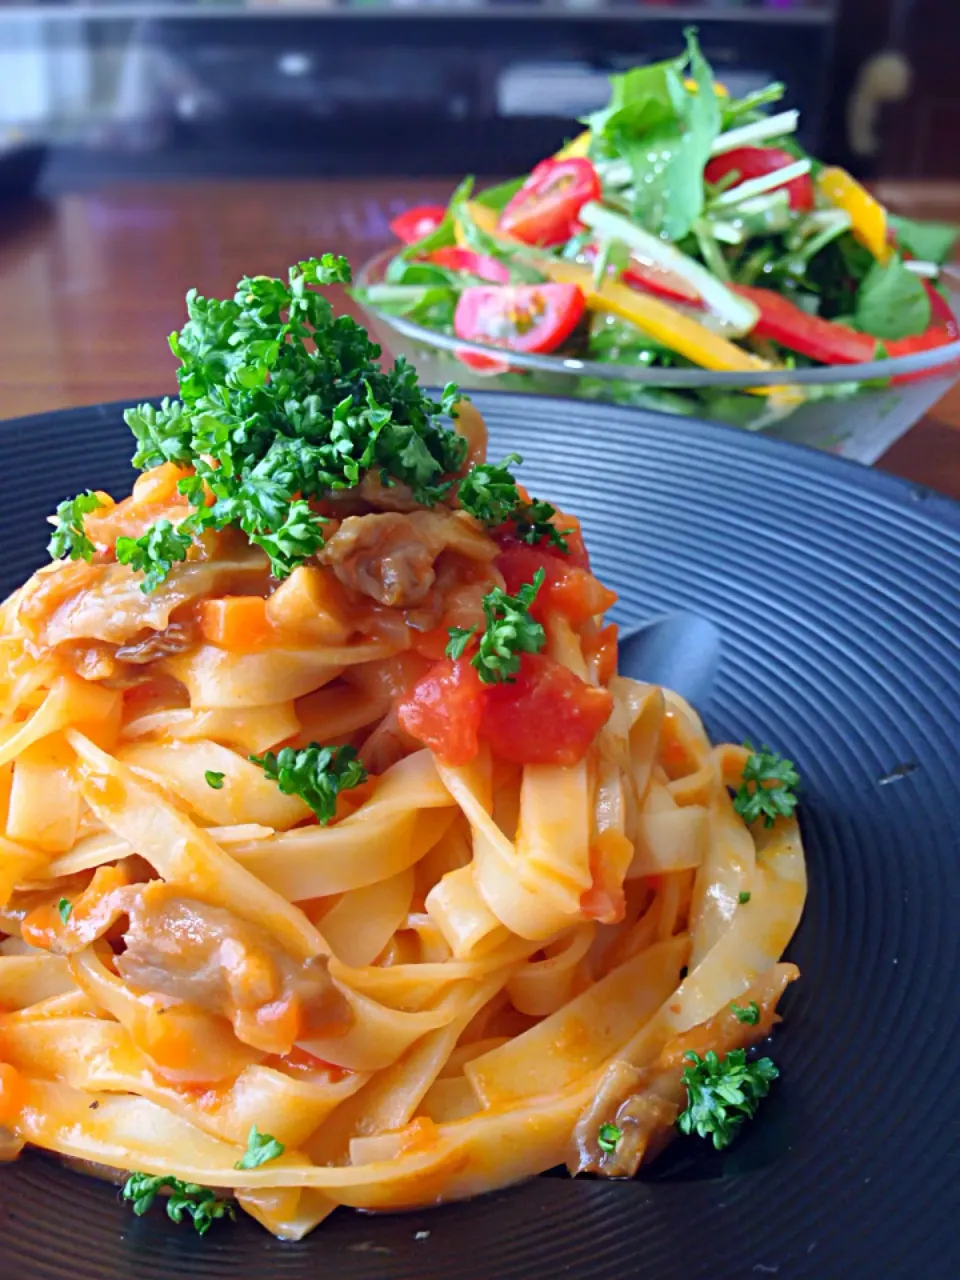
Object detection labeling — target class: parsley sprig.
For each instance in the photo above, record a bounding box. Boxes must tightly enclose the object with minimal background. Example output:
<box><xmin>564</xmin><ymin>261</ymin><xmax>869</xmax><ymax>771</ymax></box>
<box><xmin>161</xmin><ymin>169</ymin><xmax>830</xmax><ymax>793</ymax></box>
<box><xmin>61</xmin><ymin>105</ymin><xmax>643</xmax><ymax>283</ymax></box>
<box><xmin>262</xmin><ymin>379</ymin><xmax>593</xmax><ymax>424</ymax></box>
<box><xmin>249</xmin><ymin>743</ymin><xmax>367</xmax><ymax>824</ymax></box>
<box><xmin>121</xmin><ymin>1173</ymin><xmax>236</xmax><ymax>1236</ymax></box>
<box><xmin>446</xmin><ymin>570</ymin><xmax>546</xmax><ymax>684</ymax></box>
<box><xmin>51</xmin><ymin>255</ymin><xmax>468</xmax><ymax>590</ymax></box>
<box><xmin>48</xmin><ymin>491</ymin><xmax>103</xmax><ymax>563</ymax></box>
<box><xmin>115</xmin><ymin>520</ymin><xmax>193</xmax><ymax>594</ymax></box>
<box><xmin>732</xmin><ymin>746</ymin><xmax>800</xmax><ymax>828</ymax></box>
<box><xmin>457</xmin><ymin>454</ymin><xmax>569</xmax><ymax>551</ymax></box>
<box><xmin>234</xmin><ymin>1124</ymin><xmax>285</xmax><ymax>1171</ymax></box>
<box><xmin>677</xmin><ymin>1048</ymin><xmax>779</xmax><ymax>1150</ymax></box>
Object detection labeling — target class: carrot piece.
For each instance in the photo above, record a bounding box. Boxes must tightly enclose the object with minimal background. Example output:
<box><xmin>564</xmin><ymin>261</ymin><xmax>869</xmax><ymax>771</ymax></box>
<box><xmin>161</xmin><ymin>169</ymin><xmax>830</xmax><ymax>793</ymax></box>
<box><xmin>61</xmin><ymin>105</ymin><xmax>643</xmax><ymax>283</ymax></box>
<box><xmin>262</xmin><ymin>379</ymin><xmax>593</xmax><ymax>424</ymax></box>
<box><xmin>198</xmin><ymin>596</ymin><xmax>274</xmax><ymax>652</ymax></box>
<box><xmin>132</xmin><ymin>462</ymin><xmax>193</xmax><ymax>507</ymax></box>
<box><xmin>0</xmin><ymin>1063</ymin><xmax>25</xmax><ymax>1126</ymax></box>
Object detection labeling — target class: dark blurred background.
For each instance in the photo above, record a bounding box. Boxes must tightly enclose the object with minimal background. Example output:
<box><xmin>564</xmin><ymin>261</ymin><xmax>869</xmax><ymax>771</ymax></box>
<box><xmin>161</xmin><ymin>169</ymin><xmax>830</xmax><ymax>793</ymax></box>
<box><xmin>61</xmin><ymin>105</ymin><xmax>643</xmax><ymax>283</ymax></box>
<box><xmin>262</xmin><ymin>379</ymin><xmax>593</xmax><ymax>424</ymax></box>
<box><xmin>0</xmin><ymin>0</ymin><xmax>956</xmax><ymax>193</ymax></box>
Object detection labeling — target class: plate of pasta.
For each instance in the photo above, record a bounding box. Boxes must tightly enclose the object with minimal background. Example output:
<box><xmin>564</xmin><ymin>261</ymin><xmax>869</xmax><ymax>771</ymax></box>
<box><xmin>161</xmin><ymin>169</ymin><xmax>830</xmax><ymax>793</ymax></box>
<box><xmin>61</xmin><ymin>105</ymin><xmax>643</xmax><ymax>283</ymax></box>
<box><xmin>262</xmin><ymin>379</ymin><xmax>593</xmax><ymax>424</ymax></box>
<box><xmin>0</xmin><ymin>255</ymin><xmax>957</xmax><ymax>1280</ymax></box>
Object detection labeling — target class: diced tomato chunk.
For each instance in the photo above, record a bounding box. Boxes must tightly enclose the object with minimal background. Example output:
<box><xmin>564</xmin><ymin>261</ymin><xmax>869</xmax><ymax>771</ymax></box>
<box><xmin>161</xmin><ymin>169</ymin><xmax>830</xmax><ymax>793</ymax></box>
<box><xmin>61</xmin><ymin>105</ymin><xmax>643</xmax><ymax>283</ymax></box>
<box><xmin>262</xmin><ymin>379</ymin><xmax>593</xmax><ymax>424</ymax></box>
<box><xmin>496</xmin><ymin>546</ymin><xmax>617</xmax><ymax>626</ymax></box>
<box><xmin>480</xmin><ymin>653</ymin><xmax>613</xmax><ymax>767</ymax></box>
<box><xmin>396</xmin><ymin>658</ymin><xmax>486</xmax><ymax>766</ymax></box>
<box><xmin>494</xmin><ymin>509</ymin><xmax>591</xmax><ymax>570</ymax></box>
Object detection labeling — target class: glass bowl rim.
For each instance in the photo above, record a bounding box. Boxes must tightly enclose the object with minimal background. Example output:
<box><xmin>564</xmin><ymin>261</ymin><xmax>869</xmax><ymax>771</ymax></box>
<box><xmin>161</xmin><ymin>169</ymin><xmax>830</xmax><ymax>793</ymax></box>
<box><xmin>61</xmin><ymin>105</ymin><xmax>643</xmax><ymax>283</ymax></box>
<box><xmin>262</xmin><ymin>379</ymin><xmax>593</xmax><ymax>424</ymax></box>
<box><xmin>355</xmin><ymin>247</ymin><xmax>960</xmax><ymax>390</ymax></box>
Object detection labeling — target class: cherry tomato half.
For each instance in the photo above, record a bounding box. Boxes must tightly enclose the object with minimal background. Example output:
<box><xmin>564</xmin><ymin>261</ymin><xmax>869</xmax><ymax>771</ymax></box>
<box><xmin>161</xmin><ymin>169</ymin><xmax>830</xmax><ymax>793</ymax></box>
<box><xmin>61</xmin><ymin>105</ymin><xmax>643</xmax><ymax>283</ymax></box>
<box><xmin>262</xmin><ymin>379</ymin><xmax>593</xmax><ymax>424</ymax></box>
<box><xmin>499</xmin><ymin>158</ymin><xmax>601</xmax><ymax>247</ymax></box>
<box><xmin>453</xmin><ymin>283</ymin><xmax>585</xmax><ymax>358</ymax></box>
<box><xmin>705</xmin><ymin>147</ymin><xmax>814</xmax><ymax>213</ymax></box>
<box><xmin>389</xmin><ymin>205</ymin><xmax>448</xmax><ymax>244</ymax></box>
<box><xmin>429</xmin><ymin>246</ymin><xmax>510</xmax><ymax>284</ymax></box>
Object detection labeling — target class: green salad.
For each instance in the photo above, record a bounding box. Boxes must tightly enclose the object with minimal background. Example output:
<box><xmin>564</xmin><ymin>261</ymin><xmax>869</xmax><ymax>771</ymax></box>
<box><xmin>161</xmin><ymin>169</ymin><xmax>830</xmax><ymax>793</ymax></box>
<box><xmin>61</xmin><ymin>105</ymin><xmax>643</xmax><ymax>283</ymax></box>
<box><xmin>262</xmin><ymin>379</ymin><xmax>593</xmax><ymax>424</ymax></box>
<box><xmin>355</xmin><ymin>30</ymin><xmax>959</xmax><ymax>428</ymax></box>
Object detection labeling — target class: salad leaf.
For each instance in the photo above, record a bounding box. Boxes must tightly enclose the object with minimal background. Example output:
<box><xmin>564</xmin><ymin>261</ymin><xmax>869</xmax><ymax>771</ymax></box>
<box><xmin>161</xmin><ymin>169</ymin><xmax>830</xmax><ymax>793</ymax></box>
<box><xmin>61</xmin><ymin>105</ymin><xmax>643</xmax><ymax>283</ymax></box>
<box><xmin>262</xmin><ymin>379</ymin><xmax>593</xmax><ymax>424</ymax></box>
<box><xmin>583</xmin><ymin>50</ymin><xmax>684</xmax><ymax>142</ymax></box>
<box><xmin>719</xmin><ymin>81</ymin><xmax>786</xmax><ymax>129</ymax></box>
<box><xmin>450</xmin><ymin>186</ymin><xmax>546</xmax><ymax>284</ymax></box>
<box><xmin>394</xmin><ymin>178</ymin><xmax>470</xmax><ymax>261</ymax></box>
<box><xmin>601</xmin><ymin>30</ymin><xmax>721</xmax><ymax>242</ymax></box>
<box><xmin>359</xmin><ymin>283</ymin><xmax>458</xmax><ymax>329</ymax></box>
<box><xmin>854</xmin><ymin>255</ymin><xmax>932</xmax><ymax>340</ymax></box>
<box><xmin>889</xmin><ymin>215</ymin><xmax>959</xmax><ymax>266</ymax></box>
<box><xmin>474</xmin><ymin>176</ymin><xmax>527</xmax><ymax>213</ymax></box>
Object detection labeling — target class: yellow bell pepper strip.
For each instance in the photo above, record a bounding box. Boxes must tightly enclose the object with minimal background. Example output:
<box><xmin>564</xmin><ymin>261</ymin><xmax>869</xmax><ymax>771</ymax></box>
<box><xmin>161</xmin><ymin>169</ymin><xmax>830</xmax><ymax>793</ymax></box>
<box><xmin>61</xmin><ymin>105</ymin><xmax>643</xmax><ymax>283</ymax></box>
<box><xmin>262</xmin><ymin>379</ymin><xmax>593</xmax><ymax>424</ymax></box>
<box><xmin>540</xmin><ymin>259</ymin><xmax>791</xmax><ymax>396</ymax></box>
<box><xmin>554</xmin><ymin>131</ymin><xmax>592</xmax><ymax>160</ymax></box>
<box><xmin>454</xmin><ymin>199</ymin><xmax>514</xmax><ymax>247</ymax></box>
<box><xmin>454</xmin><ymin>201</ymin><xmax>799</xmax><ymax>401</ymax></box>
<box><xmin>817</xmin><ymin>167</ymin><xmax>892</xmax><ymax>264</ymax></box>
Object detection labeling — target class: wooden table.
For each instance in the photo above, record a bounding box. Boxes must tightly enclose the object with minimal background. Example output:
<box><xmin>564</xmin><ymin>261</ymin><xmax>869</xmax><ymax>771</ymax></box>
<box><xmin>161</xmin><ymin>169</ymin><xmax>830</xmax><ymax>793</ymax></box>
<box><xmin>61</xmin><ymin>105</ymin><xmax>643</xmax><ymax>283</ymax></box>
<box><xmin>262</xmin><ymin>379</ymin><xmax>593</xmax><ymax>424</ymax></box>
<box><xmin>1</xmin><ymin>179</ymin><xmax>958</xmax><ymax>499</ymax></box>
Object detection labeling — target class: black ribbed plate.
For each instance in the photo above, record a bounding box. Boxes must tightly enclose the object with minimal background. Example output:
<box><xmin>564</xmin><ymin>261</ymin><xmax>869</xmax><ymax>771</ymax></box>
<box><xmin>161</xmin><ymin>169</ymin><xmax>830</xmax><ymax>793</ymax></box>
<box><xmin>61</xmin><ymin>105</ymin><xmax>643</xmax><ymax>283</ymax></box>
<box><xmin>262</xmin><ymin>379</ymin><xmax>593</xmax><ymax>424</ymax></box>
<box><xmin>1</xmin><ymin>394</ymin><xmax>958</xmax><ymax>1280</ymax></box>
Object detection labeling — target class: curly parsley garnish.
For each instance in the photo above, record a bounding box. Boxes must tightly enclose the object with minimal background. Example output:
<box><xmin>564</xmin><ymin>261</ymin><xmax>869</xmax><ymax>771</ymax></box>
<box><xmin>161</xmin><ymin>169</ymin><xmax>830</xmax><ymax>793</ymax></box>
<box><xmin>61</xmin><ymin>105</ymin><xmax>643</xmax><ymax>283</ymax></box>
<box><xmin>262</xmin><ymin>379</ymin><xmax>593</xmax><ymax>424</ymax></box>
<box><xmin>121</xmin><ymin>1173</ymin><xmax>236</xmax><ymax>1236</ymax></box>
<box><xmin>677</xmin><ymin>1048</ymin><xmax>778</xmax><ymax>1150</ymax></box>
<box><xmin>234</xmin><ymin>1124</ymin><xmax>285</xmax><ymax>1171</ymax></box>
<box><xmin>52</xmin><ymin>255</ymin><xmax>467</xmax><ymax>590</ymax></box>
<box><xmin>457</xmin><ymin>454</ymin><xmax>568</xmax><ymax>551</ymax></box>
<box><xmin>732</xmin><ymin>746</ymin><xmax>800</xmax><ymax>828</ymax></box>
<box><xmin>446</xmin><ymin>571</ymin><xmax>546</xmax><ymax>684</ymax></box>
<box><xmin>204</xmin><ymin>770</ymin><xmax>225</xmax><ymax>790</ymax></box>
<box><xmin>249</xmin><ymin>743</ymin><xmax>366</xmax><ymax>824</ymax></box>
<box><xmin>48</xmin><ymin>491</ymin><xmax>103</xmax><ymax>563</ymax></box>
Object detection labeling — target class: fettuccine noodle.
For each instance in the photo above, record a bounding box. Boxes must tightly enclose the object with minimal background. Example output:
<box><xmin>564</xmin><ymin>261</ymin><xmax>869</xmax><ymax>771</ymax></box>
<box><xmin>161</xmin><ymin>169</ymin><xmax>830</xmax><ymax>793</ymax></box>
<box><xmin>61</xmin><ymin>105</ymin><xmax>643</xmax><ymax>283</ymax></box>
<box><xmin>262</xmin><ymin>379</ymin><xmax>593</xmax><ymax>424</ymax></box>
<box><xmin>0</xmin><ymin>341</ymin><xmax>804</xmax><ymax>1243</ymax></box>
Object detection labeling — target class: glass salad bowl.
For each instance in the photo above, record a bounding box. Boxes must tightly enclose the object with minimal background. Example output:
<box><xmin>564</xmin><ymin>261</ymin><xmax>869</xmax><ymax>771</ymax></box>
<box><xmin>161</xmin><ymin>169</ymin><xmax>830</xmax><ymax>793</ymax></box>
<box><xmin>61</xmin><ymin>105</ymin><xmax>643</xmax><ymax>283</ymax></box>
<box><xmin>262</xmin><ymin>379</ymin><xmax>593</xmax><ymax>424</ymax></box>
<box><xmin>355</xmin><ymin>248</ymin><xmax>960</xmax><ymax>465</ymax></box>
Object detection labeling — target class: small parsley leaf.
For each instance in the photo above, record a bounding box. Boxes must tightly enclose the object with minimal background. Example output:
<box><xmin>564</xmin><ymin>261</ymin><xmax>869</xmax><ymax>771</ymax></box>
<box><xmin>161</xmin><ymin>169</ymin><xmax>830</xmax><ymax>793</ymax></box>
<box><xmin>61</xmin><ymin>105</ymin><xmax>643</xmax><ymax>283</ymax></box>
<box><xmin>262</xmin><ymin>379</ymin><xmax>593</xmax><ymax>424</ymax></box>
<box><xmin>732</xmin><ymin>746</ymin><xmax>800</xmax><ymax>828</ymax></box>
<box><xmin>677</xmin><ymin>1049</ymin><xmax>778</xmax><ymax>1150</ymax></box>
<box><xmin>115</xmin><ymin>520</ymin><xmax>192</xmax><ymax>594</ymax></box>
<box><xmin>234</xmin><ymin>1124</ymin><xmax>285</xmax><ymax>1171</ymax></box>
<box><xmin>48</xmin><ymin>491</ymin><xmax>104</xmax><ymax>563</ymax></box>
<box><xmin>472</xmin><ymin>570</ymin><xmax>546</xmax><ymax>685</ymax></box>
<box><xmin>57</xmin><ymin>898</ymin><xmax>72</xmax><ymax>924</ymax></box>
<box><xmin>597</xmin><ymin>1122</ymin><xmax>622</xmax><ymax>1153</ymax></box>
<box><xmin>205</xmin><ymin>771</ymin><xmax>225</xmax><ymax>790</ymax></box>
<box><xmin>445</xmin><ymin>626</ymin><xmax>477</xmax><ymax>661</ymax></box>
<box><xmin>738</xmin><ymin>891</ymin><xmax>752</xmax><ymax>905</ymax></box>
<box><xmin>121</xmin><ymin>1172</ymin><xmax>236</xmax><ymax>1236</ymax></box>
<box><xmin>513</xmin><ymin>499</ymin><xmax>570</xmax><ymax>553</ymax></box>
<box><xmin>249</xmin><ymin>743</ymin><xmax>367</xmax><ymax>824</ymax></box>
<box><xmin>457</xmin><ymin>455</ymin><xmax>568</xmax><ymax>552</ymax></box>
<box><xmin>730</xmin><ymin>1000</ymin><xmax>761</xmax><ymax>1026</ymax></box>
<box><xmin>457</xmin><ymin>454</ymin><xmax>525</xmax><ymax>526</ymax></box>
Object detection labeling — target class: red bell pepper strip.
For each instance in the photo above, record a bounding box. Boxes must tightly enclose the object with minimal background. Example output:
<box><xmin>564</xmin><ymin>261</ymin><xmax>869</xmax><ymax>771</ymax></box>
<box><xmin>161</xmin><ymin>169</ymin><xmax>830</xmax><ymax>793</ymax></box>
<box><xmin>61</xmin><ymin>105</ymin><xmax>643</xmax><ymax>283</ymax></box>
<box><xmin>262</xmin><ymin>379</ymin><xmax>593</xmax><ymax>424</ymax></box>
<box><xmin>734</xmin><ymin>285</ymin><xmax>877</xmax><ymax>365</ymax></box>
